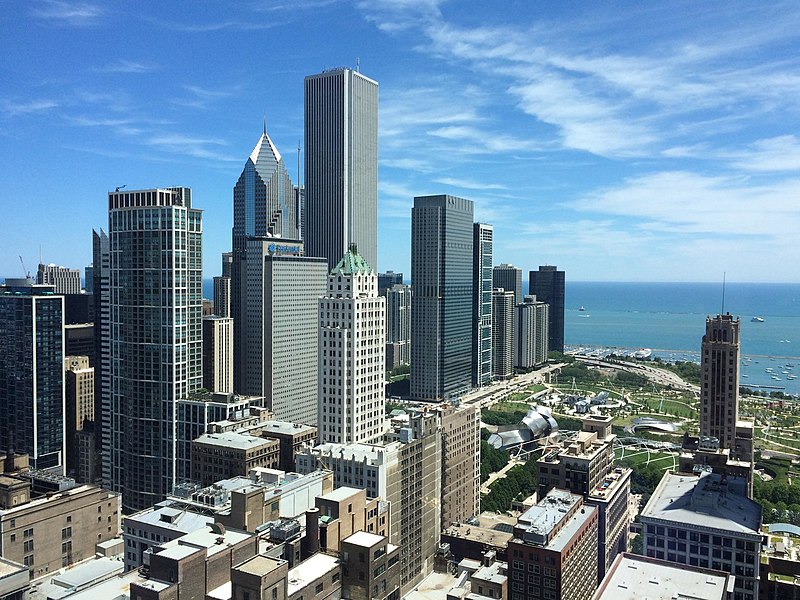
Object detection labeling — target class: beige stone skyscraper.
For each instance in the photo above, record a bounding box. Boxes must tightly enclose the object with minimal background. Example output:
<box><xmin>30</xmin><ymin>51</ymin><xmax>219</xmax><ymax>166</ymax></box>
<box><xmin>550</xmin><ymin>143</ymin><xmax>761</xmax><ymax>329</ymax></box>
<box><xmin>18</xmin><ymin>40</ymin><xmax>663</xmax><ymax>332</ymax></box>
<box><xmin>700</xmin><ymin>314</ymin><xmax>740</xmax><ymax>449</ymax></box>
<box><xmin>318</xmin><ymin>244</ymin><xmax>385</xmax><ymax>445</ymax></box>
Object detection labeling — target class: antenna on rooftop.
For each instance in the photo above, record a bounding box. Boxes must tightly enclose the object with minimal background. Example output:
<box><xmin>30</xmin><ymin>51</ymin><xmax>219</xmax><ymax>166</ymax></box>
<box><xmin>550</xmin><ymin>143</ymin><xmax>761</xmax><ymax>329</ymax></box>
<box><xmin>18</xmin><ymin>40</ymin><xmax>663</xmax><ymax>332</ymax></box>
<box><xmin>356</xmin><ymin>56</ymin><xmax>360</xmax><ymax>72</ymax></box>
<box><xmin>721</xmin><ymin>272</ymin><xmax>726</xmax><ymax>315</ymax></box>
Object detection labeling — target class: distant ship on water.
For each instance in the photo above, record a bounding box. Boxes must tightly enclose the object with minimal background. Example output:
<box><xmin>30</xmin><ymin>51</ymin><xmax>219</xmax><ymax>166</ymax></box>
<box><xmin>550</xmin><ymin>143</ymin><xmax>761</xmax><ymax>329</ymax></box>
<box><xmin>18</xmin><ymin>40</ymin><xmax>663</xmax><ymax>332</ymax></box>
<box><xmin>751</xmin><ymin>316</ymin><xmax>764</xmax><ymax>322</ymax></box>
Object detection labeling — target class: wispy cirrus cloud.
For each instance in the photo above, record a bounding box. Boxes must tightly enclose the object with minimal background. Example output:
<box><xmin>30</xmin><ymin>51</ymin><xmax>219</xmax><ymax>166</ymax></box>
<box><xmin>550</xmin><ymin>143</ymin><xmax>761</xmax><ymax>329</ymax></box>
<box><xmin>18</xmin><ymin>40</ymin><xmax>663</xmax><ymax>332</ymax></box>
<box><xmin>94</xmin><ymin>60</ymin><xmax>158</xmax><ymax>74</ymax></box>
<box><xmin>728</xmin><ymin>136</ymin><xmax>800</xmax><ymax>172</ymax></box>
<box><xmin>2</xmin><ymin>99</ymin><xmax>59</xmax><ymax>117</ymax></box>
<box><xmin>146</xmin><ymin>133</ymin><xmax>241</xmax><ymax>163</ymax></box>
<box><xmin>172</xmin><ymin>84</ymin><xmax>241</xmax><ymax>110</ymax></box>
<box><xmin>433</xmin><ymin>177</ymin><xmax>507</xmax><ymax>191</ymax></box>
<box><xmin>31</xmin><ymin>1</ymin><xmax>105</xmax><ymax>26</ymax></box>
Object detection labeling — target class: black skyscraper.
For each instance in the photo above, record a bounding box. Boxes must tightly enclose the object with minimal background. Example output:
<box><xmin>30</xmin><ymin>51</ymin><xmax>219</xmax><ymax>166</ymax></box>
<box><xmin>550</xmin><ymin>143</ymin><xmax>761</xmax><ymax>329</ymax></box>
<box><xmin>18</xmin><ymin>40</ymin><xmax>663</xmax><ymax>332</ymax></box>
<box><xmin>529</xmin><ymin>266</ymin><xmax>565</xmax><ymax>353</ymax></box>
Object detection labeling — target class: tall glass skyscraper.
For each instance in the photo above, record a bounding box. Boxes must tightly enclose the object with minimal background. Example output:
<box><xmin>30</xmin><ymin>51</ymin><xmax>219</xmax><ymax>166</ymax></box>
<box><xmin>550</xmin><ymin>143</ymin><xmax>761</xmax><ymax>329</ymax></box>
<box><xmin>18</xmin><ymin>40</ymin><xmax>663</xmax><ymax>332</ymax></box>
<box><xmin>106</xmin><ymin>187</ymin><xmax>202</xmax><ymax>512</ymax></box>
<box><xmin>304</xmin><ymin>68</ymin><xmax>378</xmax><ymax>271</ymax></box>
<box><xmin>473</xmin><ymin>223</ymin><xmax>493</xmax><ymax>387</ymax></box>
<box><xmin>232</xmin><ymin>126</ymin><xmax>298</xmax><ymax>392</ymax></box>
<box><xmin>529</xmin><ymin>265</ymin><xmax>565</xmax><ymax>353</ymax></box>
<box><xmin>0</xmin><ymin>280</ymin><xmax>65</xmax><ymax>472</ymax></box>
<box><xmin>411</xmin><ymin>195</ymin><xmax>475</xmax><ymax>400</ymax></box>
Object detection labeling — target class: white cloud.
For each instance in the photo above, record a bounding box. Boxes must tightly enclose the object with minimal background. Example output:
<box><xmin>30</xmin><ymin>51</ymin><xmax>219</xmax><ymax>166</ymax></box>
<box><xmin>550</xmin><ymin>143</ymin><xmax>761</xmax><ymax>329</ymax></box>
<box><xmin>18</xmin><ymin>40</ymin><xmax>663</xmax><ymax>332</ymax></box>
<box><xmin>433</xmin><ymin>177</ymin><xmax>507</xmax><ymax>191</ymax></box>
<box><xmin>32</xmin><ymin>1</ymin><xmax>105</xmax><ymax>26</ymax></box>
<box><xmin>2</xmin><ymin>99</ymin><xmax>58</xmax><ymax>117</ymax></box>
<box><xmin>729</xmin><ymin>136</ymin><xmax>800</xmax><ymax>172</ymax></box>
<box><xmin>569</xmin><ymin>171</ymin><xmax>800</xmax><ymax>237</ymax></box>
<box><xmin>95</xmin><ymin>60</ymin><xmax>158</xmax><ymax>74</ymax></box>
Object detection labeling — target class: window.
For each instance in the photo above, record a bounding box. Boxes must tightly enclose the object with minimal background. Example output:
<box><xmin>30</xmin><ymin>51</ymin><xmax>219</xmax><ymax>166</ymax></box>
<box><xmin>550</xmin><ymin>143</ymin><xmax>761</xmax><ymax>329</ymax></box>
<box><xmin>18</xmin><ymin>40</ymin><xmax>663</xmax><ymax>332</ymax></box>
<box><xmin>62</xmin><ymin>527</ymin><xmax>72</xmax><ymax>539</ymax></box>
<box><xmin>23</xmin><ymin>528</ymin><xmax>33</xmax><ymax>538</ymax></box>
<box><xmin>315</xmin><ymin>583</ymin><xmax>324</xmax><ymax>594</ymax></box>
<box><xmin>23</xmin><ymin>555</ymin><xmax>33</xmax><ymax>567</ymax></box>
<box><xmin>24</xmin><ymin>540</ymin><xmax>34</xmax><ymax>553</ymax></box>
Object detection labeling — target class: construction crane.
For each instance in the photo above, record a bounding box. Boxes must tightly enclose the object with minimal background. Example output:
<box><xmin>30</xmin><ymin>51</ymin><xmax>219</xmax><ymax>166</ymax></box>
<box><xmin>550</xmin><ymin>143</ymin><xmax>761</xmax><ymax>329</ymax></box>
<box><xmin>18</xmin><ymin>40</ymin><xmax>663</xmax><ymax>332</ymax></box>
<box><xmin>18</xmin><ymin>255</ymin><xmax>30</xmax><ymax>279</ymax></box>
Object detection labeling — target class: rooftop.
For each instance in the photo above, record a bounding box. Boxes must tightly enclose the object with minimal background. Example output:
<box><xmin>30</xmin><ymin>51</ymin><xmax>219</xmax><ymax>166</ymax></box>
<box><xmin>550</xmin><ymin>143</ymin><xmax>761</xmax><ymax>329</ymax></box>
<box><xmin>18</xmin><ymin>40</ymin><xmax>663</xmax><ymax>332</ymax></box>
<box><xmin>641</xmin><ymin>471</ymin><xmax>761</xmax><ymax>537</ymax></box>
<box><xmin>344</xmin><ymin>530</ymin><xmax>384</xmax><ymax>548</ymax></box>
<box><xmin>593</xmin><ymin>553</ymin><xmax>733</xmax><ymax>600</ymax></box>
<box><xmin>472</xmin><ymin>561</ymin><xmax>507</xmax><ymax>586</ymax></box>
<box><xmin>515</xmin><ymin>489</ymin><xmax>583</xmax><ymax>547</ymax></box>
<box><xmin>195</xmin><ymin>431</ymin><xmax>276</xmax><ymax>450</ymax></box>
<box><xmin>126</xmin><ymin>505</ymin><xmax>213</xmax><ymax>533</ymax></box>
<box><xmin>235</xmin><ymin>554</ymin><xmax>286</xmax><ymax>577</ymax></box>
<box><xmin>287</xmin><ymin>553</ymin><xmax>339</xmax><ymax>596</ymax></box>
<box><xmin>318</xmin><ymin>486</ymin><xmax>363</xmax><ymax>503</ymax></box>
<box><xmin>260</xmin><ymin>421</ymin><xmax>316</xmax><ymax>435</ymax></box>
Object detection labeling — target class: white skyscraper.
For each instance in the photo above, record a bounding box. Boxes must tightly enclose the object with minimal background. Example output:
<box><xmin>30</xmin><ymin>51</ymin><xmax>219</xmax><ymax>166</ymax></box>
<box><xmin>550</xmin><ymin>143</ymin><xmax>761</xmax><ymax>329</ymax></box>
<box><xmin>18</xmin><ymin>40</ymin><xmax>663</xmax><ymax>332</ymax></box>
<box><xmin>318</xmin><ymin>244</ymin><xmax>385</xmax><ymax>445</ymax></box>
<box><xmin>304</xmin><ymin>68</ymin><xmax>378</xmax><ymax>271</ymax></box>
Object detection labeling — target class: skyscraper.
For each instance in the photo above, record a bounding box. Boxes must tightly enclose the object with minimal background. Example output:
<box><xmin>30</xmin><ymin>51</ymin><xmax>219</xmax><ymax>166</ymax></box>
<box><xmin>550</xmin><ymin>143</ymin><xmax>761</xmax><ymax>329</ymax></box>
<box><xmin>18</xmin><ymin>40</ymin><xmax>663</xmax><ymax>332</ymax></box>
<box><xmin>378</xmin><ymin>271</ymin><xmax>403</xmax><ymax>296</ymax></box>
<box><xmin>106</xmin><ymin>187</ymin><xmax>202</xmax><ymax>512</ymax></box>
<box><xmin>244</xmin><ymin>239</ymin><xmax>328</xmax><ymax>424</ymax></box>
<box><xmin>304</xmin><ymin>68</ymin><xmax>378</xmax><ymax>271</ymax></box>
<box><xmin>232</xmin><ymin>126</ymin><xmax>299</xmax><ymax>392</ymax></box>
<box><xmin>318</xmin><ymin>244</ymin><xmax>385</xmax><ymax>445</ymax></box>
<box><xmin>473</xmin><ymin>223</ymin><xmax>493</xmax><ymax>387</ymax></box>
<box><xmin>202</xmin><ymin>316</ymin><xmax>233</xmax><ymax>394</ymax></box>
<box><xmin>700</xmin><ymin>314</ymin><xmax>740</xmax><ymax>449</ymax></box>
<box><xmin>411</xmin><ymin>195</ymin><xmax>474</xmax><ymax>401</ymax></box>
<box><xmin>0</xmin><ymin>280</ymin><xmax>65</xmax><ymax>472</ymax></box>
<box><xmin>37</xmin><ymin>263</ymin><xmax>81</xmax><ymax>294</ymax></box>
<box><xmin>93</xmin><ymin>229</ymin><xmax>111</xmax><ymax>486</ymax></box>
<box><xmin>515</xmin><ymin>295</ymin><xmax>549</xmax><ymax>368</ymax></box>
<box><xmin>493</xmin><ymin>263</ymin><xmax>522</xmax><ymax>305</ymax></box>
<box><xmin>491</xmin><ymin>289</ymin><xmax>514</xmax><ymax>380</ymax></box>
<box><xmin>213</xmin><ymin>252</ymin><xmax>232</xmax><ymax>318</ymax></box>
<box><xmin>385</xmin><ymin>283</ymin><xmax>411</xmax><ymax>369</ymax></box>
<box><xmin>529</xmin><ymin>265</ymin><xmax>565</xmax><ymax>353</ymax></box>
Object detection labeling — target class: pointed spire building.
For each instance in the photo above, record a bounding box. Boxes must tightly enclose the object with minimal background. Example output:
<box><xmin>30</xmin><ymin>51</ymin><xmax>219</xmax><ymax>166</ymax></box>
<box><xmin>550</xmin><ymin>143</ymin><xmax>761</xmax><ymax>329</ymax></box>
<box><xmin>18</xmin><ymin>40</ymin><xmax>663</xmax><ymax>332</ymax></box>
<box><xmin>232</xmin><ymin>125</ymin><xmax>299</xmax><ymax>392</ymax></box>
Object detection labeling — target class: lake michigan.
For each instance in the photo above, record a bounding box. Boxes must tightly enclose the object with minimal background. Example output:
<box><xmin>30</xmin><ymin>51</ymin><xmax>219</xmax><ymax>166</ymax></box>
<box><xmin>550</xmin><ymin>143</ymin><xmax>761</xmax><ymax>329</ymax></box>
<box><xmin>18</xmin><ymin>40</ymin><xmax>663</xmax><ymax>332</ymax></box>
<box><xmin>203</xmin><ymin>279</ymin><xmax>800</xmax><ymax>396</ymax></box>
<box><xmin>565</xmin><ymin>282</ymin><xmax>800</xmax><ymax>396</ymax></box>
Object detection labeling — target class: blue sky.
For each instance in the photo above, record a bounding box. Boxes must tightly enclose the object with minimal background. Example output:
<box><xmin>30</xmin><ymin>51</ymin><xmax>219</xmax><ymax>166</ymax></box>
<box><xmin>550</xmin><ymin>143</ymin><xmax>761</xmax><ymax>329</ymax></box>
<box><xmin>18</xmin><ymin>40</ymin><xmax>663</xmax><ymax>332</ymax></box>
<box><xmin>2</xmin><ymin>1</ymin><xmax>800</xmax><ymax>283</ymax></box>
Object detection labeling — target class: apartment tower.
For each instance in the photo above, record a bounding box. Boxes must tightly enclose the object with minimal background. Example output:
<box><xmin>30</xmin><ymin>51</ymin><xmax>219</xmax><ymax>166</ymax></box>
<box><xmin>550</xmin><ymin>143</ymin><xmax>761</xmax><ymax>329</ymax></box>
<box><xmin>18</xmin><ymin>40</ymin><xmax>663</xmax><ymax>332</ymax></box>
<box><xmin>304</xmin><ymin>68</ymin><xmax>378</xmax><ymax>271</ymax></box>
<box><xmin>318</xmin><ymin>244</ymin><xmax>386</xmax><ymax>444</ymax></box>
<box><xmin>492</xmin><ymin>288</ymin><xmax>515</xmax><ymax>380</ymax></box>
<box><xmin>529</xmin><ymin>265</ymin><xmax>565</xmax><ymax>353</ymax></box>
<box><xmin>411</xmin><ymin>195</ymin><xmax>474</xmax><ymax>401</ymax></box>
<box><xmin>515</xmin><ymin>295</ymin><xmax>549</xmax><ymax>368</ymax></box>
<box><xmin>0</xmin><ymin>280</ymin><xmax>65</xmax><ymax>471</ymax></box>
<box><xmin>106</xmin><ymin>187</ymin><xmax>202</xmax><ymax>512</ymax></box>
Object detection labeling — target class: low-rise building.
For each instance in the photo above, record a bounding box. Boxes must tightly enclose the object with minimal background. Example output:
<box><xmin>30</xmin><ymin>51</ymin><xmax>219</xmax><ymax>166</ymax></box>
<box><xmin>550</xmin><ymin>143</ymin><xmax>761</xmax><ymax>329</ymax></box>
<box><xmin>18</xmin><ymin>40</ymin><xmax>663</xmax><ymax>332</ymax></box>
<box><xmin>0</xmin><ymin>474</ymin><xmax>120</xmax><ymax>579</ymax></box>
<box><xmin>640</xmin><ymin>470</ymin><xmax>762</xmax><ymax>600</ymax></box>
<box><xmin>593</xmin><ymin>552</ymin><xmax>735</xmax><ymax>600</ymax></box>
<box><xmin>191</xmin><ymin>432</ymin><xmax>280</xmax><ymax>486</ymax></box>
<box><xmin>232</xmin><ymin>552</ymin><xmax>342</xmax><ymax>600</ymax></box>
<box><xmin>129</xmin><ymin>523</ymin><xmax>257</xmax><ymax>600</ymax></box>
<box><xmin>507</xmin><ymin>489</ymin><xmax>598</xmax><ymax>600</ymax></box>
<box><xmin>341</xmin><ymin>531</ymin><xmax>401</xmax><ymax>600</ymax></box>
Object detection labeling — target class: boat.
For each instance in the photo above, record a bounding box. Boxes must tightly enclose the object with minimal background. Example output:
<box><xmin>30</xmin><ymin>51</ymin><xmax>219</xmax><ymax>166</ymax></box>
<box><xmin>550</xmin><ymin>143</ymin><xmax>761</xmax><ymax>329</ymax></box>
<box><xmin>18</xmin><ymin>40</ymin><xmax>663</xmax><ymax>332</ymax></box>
<box><xmin>632</xmin><ymin>348</ymin><xmax>652</xmax><ymax>360</ymax></box>
<box><xmin>578</xmin><ymin>306</ymin><xmax>586</xmax><ymax>312</ymax></box>
<box><xmin>578</xmin><ymin>314</ymin><xmax>591</xmax><ymax>318</ymax></box>
<box><xmin>751</xmin><ymin>316</ymin><xmax>765</xmax><ymax>322</ymax></box>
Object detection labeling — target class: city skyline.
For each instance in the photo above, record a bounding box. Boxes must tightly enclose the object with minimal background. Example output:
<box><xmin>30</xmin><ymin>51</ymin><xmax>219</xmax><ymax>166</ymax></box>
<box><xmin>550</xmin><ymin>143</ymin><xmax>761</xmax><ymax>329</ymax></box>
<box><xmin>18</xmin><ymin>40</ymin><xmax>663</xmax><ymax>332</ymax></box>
<box><xmin>3</xmin><ymin>2</ymin><xmax>800</xmax><ymax>282</ymax></box>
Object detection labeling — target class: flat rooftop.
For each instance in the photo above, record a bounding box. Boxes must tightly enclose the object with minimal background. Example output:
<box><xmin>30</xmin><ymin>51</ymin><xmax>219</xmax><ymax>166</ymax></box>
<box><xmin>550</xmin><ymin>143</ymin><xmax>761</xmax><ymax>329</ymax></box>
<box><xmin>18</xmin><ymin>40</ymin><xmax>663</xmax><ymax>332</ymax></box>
<box><xmin>261</xmin><ymin>421</ymin><xmax>316</xmax><ymax>435</ymax></box>
<box><xmin>593</xmin><ymin>553</ymin><xmax>732</xmax><ymax>600</ymax></box>
<box><xmin>516</xmin><ymin>489</ymin><xmax>582</xmax><ymax>544</ymax></box>
<box><xmin>318</xmin><ymin>486</ymin><xmax>363</xmax><ymax>503</ymax></box>
<box><xmin>126</xmin><ymin>505</ymin><xmax>213</xmax><ymax>533</ymax></box>
<box><xmin>235</xmin><ymin>554</ymin><xmax>286</xmax><ymax>577</ymax></box>
<box><xmin>287</xmin><ymin>553</ymin><xmax>339</xmax><ymax>596</ymax></box>
<box><xmin>195</xmin><ymin>432</ymin><xmax>275</xmax><ymax>450</ymax></box>
<box><xmin>344</xmin><ymin>530</ymin><xmax>384</xmax><ymax>548</ymax></box>
<box><xmin>641</xmin><ymin>471</ymin><xmax>761</xmax><ymax>536</ymax></box>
